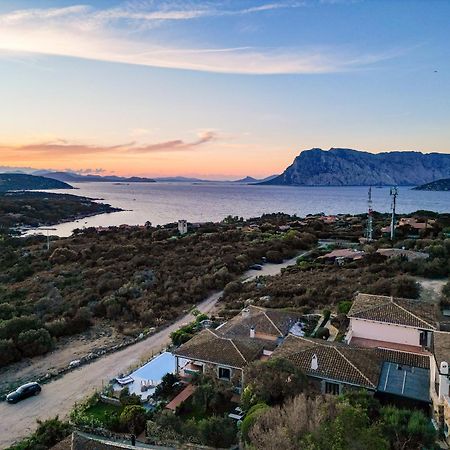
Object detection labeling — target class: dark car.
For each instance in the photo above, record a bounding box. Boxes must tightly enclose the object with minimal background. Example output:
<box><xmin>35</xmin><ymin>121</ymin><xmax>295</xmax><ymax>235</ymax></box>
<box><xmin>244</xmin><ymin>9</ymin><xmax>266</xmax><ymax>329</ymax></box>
<box><xmin>249</xmin><ymin>264</ymin><xmax>263</xmax><ymax>270</ymax></box>
<box><xmin>6</xmin><ymin>382</ymin><xmax>41</xmax><ymax>404</ymax></box>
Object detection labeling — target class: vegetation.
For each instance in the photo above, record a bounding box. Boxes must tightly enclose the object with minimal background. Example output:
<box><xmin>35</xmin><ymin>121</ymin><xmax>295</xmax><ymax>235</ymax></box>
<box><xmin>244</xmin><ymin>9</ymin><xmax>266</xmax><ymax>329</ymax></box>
<box><xmin>242</xmin><ymin>358</ymin><xmax>307</xmax><ymax>408</ymax></box>
<box><xmin>0</xmin><ymin>220</ymin><xmax>316</xmax><ymax>367</ymax></box>
<box><xmin>0</xmin><ymin>191</ymin><xmax>119</xmax><ymax>234</ymax></box>
<box><xmin>6</xmin><ymin>417</ymin><xmax>72</xmax><ymax>450</ymax></box>
<box><xmin>248</xmin><ymin>392</ymin><xmax>437</xmax><ymax>450</ymax></box>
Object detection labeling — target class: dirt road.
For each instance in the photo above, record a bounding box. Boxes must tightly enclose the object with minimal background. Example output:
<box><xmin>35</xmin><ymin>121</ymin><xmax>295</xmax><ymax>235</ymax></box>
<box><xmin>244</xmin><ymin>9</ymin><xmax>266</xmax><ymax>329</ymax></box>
<box><xmin>0</xmin><ymin>255</ymin><xmax>302</xmax><ymax>448</ymax></box>
<box><xmin>0</xmin><ymin>293</ymin><xmax>219</xmax><ymax>449</ymax></box>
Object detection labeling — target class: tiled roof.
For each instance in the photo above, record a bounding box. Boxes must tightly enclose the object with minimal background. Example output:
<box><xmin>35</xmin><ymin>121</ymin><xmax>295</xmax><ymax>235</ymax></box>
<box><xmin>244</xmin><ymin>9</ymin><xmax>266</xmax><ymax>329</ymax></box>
<box><xmin>272</xmin><ymin>335</ymin><xmax>382</xmax><ymax>389</ymax></box>
<box><xmin>433</xmin><ymin>331</ymin><xmax>450</xmax><ymax>370</ymax></box>
<box><xmin>374</xmin><ymin>348</ymin><xmax>430</xmax><ymax>369</ymax></box>
<box><xmin>348</xmin><ymin>293</ymin><xmax>437</xmax><ymax>330</ymax></box>
<box><xmin>216</xmin><ymin>305</ymin><xmax>301</xmax><ymax>340</ymax></box>
<box><xmin>173</xmin><ymin>329</ymin><xmax>265</xmax><ymax>368</ymax></box>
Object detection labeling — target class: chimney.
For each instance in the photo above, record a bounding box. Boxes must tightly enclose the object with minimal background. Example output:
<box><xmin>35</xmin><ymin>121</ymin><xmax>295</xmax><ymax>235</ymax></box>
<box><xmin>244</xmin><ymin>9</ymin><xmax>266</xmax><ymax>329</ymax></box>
<box><xmin>250</xmin><ymin>326</ymin><xmax>255</xmax><ymax>338</ymax></box>
<box><xmin>311</xmin><ymin>354</ymin><xmax>318</xmax><ymax>371</ymax></box>
<box><xmin>242</xmin><ymin>308</ymin><xmax>250</xmax><ymax>318</ymax></box>
<box><xmin>439</xmin><ymin>361</ymin><xmax>449</xmax><ymax>399</ymax></box>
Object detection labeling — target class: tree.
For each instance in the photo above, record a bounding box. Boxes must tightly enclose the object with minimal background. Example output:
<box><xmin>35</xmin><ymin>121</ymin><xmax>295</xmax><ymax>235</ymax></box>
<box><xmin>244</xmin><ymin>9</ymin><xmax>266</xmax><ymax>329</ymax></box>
<box><xmin>119</xmin><ymin>405</ymin><xmax>147</xmax><ymax>434</ymax></box>
<box><xmin>380</xmin><ymin>406</ymin><xmax>436</xmax><ymax>450</ymax></box>
<box><xmin>244</xmin><ymin>358</ymin><xmax>306</xmax><ymax>406</ymax></box>
<box><xmin>197</xmin><ymin>416</ymin><xmax>236</xmax><ymax>448</ymax></box>
<box><xmin>16</xmin><ymin>328</ymin><xmax>53</xmax><ymax>357</ymax></box>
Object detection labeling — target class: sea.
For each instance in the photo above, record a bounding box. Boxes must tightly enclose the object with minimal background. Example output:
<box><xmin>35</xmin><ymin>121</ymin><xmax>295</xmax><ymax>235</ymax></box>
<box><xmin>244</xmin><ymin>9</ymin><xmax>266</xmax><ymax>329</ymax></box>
<box><xmin>27</xmin><ymin>182</ymin><xmax>449</xmax><ymax>237</ymax></box>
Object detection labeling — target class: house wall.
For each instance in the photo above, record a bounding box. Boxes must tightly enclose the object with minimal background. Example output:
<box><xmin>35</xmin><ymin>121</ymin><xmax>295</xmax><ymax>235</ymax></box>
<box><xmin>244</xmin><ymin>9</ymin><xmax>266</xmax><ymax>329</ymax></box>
<box><xmin>200</xmin><ymin>362</ymin><xmax>242</xmax><ymax>387</ymax></box>
<box><xmin>349</xmin><ymin>318</ymin><xmax>422</xmax><ymax>347</ymax></box>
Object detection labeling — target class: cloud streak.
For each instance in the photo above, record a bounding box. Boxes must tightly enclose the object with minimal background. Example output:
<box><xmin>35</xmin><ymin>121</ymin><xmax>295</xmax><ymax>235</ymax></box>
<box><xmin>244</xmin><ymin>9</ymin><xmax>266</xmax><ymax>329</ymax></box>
<box><xmin>0</xmin><ymin>2</ymin><xmax>402</xmax><ymax>74</ymax></box>
<box><xmin>0</xmin><ymin>131</ymin><xmax>219</xmax><ymax>161</ymax></box>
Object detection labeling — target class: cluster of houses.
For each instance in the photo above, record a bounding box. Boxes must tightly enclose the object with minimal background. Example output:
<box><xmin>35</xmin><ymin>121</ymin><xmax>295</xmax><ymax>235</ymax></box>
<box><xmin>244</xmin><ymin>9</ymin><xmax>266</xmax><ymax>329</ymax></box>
<box><xmin>172</xmin><ymin>296</ymin><xmax>450</xmax><ymax>442</ymax></box>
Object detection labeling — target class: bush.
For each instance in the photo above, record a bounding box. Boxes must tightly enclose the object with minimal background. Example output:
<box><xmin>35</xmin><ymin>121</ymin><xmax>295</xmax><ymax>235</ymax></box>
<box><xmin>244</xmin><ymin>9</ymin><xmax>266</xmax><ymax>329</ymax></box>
<box><xmin>0</xmin><ymin>315</ymin><xmax>41</xmax><ymax>341</ymax></box>
<box><xmin>0</xmin><ymin>338</ymin><xmax>20</xmax><ymax>367</ymax></box>
<box><xmin>16</xmin><ymin>328</ymin><xmax>53</xmax><ymax>357</ymax></box>
<box><xmin>240</xmin><ymin>403</ymin><xmax>269</xmax><ymax>443</ymax></box>
<box><xmin>337</xmin><ymin>301</ymin><xmax>352</xmax><ymax>315</ymax></box>
<box><xmin>7</xmin><ymin>417</ymin><xmax>72</xmax><ymax>450</ymax></box>
<box><xmin>197</xmin><ymin>416</ymin><xmax>237</xmax><ymax>448</ymax></box>
<box><xmin>119</xmin><ymin>405</ymin><xmax>147</xmax><ymax>434</ymax></box>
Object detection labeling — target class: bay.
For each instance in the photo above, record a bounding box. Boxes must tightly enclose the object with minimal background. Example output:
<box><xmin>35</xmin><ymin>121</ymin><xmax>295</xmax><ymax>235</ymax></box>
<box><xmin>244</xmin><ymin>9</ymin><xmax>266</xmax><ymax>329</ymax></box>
<box><xmin>27</xmin><ymin>182</ymin><xmax>449</xmax><ymax>237</ymax></box>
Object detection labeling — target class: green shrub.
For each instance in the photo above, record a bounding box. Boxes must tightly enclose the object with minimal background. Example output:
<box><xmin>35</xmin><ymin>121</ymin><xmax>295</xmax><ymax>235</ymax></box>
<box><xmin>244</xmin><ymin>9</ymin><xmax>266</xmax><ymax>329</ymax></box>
<box><xmin>16</xmin><ymin>328</ymin><xmax>53</xmax><ymax>357</ymax></box>
<box><xmin>0</xmin><ymin>315</ymin><xmax>41</xmax><ymax>341</ymax></box>
<box><xmin>337</xmin><ymin>301</ymin><xmax>352</xmax><ymax>315</ymax></box>
<box><xmin>240</xmin><ymin>403</ymin><xmax>269</xmax><ymax>443</ymax></box>
<box><xmin>0</xmin><ymin>338</ymin><xmax>20</xmax><ymax>367</ymax></box>
<box><xmin>119</xmin><ymin>405</ymin><xmax>147</xmax><ymax>434</ymax></box>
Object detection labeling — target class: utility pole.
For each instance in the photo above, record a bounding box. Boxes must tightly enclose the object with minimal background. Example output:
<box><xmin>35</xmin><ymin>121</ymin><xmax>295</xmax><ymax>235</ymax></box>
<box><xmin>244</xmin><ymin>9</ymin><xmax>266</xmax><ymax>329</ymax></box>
<box><xmin>389</xmin><ymin>187</ymin><xmax>398</xmax><ymax>240</ymax></box>
<box><xmin>39</xmin><ymin>228</ymin><xmax>57</xmax><ymax>251</ymax></box>
<box><xmin>366</xmin><ymin>187</ymin><xmax>373</xmax><ymax>241</ymax></box>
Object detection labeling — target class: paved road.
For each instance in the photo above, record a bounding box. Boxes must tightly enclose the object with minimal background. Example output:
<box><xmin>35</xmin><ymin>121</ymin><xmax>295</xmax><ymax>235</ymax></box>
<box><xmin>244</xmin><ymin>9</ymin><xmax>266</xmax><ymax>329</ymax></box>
<box><xmin>0</xmin><ymin>255</ymin><xmax>302</xmax><ymax>448</ymax></box>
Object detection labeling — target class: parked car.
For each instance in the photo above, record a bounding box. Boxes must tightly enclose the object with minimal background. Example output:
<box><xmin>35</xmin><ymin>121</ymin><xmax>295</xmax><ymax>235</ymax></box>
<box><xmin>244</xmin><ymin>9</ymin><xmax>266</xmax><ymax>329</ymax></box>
<box><xmin>249</xmin><ymin>264</ymin><xmax>263</xmax><ymax>270</ymax></box>
<box><xmin>6</xmin><ymin>382</ymin><xmax>41</xmax><ymax>404</ymax></box>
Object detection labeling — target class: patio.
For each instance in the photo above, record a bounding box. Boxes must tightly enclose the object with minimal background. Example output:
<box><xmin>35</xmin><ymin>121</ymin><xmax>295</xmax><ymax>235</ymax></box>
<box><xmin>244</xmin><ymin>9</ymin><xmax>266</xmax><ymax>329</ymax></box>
<box><xmin>112</xmin><ymin>352</ymin><xmax>176</xmax><ymax>401</ymax></box>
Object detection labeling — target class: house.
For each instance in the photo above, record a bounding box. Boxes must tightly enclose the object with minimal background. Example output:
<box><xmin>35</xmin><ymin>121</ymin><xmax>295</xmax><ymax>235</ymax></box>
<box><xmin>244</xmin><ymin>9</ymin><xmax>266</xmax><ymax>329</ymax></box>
<box><xmin>215</xmin><ymin>305</ymin><xmax>302</xmax><ymax>342</ymax></box>
<box><xmin>172</xmin><ymin>306</ymin><xmax>302</xmax><ymax>389</ymax></box>
<box><xmin>173</xmin><ymin>328</ymin><xmax>268</xmax><ymax>390</ymax></box>
<box><xmin>271</xmin><ymin>335</ymin><xmax>431</xmax><ymax>403</ymax></box>
<box><xmin>346</xmin><ymin>293</ymin><xmax>437</xmax><ymax>352</ymax></box>
<box><xmin>430</xmin><ymin>331</ymin><xmax>450</xmax><ymax>440</ymax></box>
<box><xmin>319</xmin><ymin>248</ymin><xmax>365</xmax><ymax>264</ymax></box>
<box><xmin>376</xmin><ymin>248</ymin><xmax>429</xmax><ymax>261</ymax></box>
<box><xmin>381</xmin><ymin>217</ymin><xmax>435</xmax><ymax>237</ymax></box>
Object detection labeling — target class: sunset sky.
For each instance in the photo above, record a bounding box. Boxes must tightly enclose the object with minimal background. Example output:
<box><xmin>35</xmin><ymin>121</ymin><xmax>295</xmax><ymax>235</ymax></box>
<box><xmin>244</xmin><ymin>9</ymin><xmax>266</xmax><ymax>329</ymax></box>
<box><xmin>1</xmin><ymin>0</ymin><xmax>449</xmax><ymax>179</ymax></box>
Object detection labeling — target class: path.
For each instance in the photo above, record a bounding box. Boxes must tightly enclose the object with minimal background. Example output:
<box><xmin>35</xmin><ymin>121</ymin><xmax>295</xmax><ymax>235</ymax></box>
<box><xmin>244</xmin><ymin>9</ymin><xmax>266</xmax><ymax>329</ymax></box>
<box><xmin>0</xmin><ymin>253</ymin><xmax>304</xmax><ymax>448</ymax></box>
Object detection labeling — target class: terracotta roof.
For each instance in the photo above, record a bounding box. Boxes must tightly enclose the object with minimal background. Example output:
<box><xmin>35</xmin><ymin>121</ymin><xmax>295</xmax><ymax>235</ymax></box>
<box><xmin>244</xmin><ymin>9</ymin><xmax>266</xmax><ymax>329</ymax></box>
<box><xmin>165</xmin><ymin>384</ymin><xmax>196</xmax><ymax>411</ymax></box>
<box><xmin>216</xmin><ymin>305</ymin><xmax>301</xmax><ymax>340</ymax></box>
<box><xmin>272</xmin><ymin>335</ymin><xmax>382</xmax><ymax>389</ymax></box>
<box><xmin>374</xmin><ymin>348</ymin><xmax>430</xmax><ymax>369</ymax></box>
<box><xmin>348</xmin><ymin>293</ymin><xmax>437</xmax><ymax>330</ymax></box>
<box><xmin>433</xmin><ymin>331</ymin><xmax>450</xmax><ymax>371</ymax></box>
<box><xmin>173</xmin><ymin>329</ymin><xmax>265</xmax><ymax>368</ymax></box>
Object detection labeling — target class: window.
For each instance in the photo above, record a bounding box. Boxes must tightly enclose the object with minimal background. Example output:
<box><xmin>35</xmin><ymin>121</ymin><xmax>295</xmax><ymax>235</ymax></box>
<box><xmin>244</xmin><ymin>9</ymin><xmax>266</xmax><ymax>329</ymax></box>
<box><xmin>218</xmin><ymin>367</ymin><xmax>231</xmax><ymax>381</ymax></box>
<box><xmin>324</xmin><ymin>381</ymin><xmax>340</xmax><ymax>395</ymax></box>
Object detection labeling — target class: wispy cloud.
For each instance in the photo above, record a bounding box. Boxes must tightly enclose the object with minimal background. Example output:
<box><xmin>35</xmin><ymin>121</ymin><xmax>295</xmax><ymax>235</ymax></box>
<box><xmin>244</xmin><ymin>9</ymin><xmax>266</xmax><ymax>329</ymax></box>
<box><xmin>0</xmin><ymin>131</ymin><xmax>219</xmax><ymax>161</ymax></box>
<box><xmin>0</xmin><ymin>2</ymin><xmax>402</xmax><ymax>74</ymax></box>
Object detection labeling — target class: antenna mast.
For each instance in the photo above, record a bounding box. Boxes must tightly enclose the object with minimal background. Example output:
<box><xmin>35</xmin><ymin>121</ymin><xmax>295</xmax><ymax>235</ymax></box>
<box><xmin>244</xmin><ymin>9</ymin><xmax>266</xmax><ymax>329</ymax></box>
<box><xmin>389</xmin><ymin>187</ymin><xmax>398</xmax><ymax>240</ymax></box>
<box><xmin>366</xmin><ymin>187</ymin><xmax>373</xmax><ymax>241</ymax></box>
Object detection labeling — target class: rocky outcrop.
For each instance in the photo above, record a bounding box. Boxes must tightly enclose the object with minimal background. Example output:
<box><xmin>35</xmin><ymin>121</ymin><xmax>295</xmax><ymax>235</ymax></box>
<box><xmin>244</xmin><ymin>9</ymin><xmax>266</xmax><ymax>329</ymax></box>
<box><xmin>262</xmin><ymin>148</ymin><xmax>450</xmax><ymax>186</ymax></box>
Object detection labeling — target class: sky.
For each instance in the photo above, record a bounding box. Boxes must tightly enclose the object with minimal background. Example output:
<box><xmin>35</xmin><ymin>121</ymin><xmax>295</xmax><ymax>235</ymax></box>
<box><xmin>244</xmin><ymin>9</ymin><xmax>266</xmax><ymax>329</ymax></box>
<box><xmin>0</xmin><ymin>0</ymin><xmax>449</xmax><ymax>179</ymax></box>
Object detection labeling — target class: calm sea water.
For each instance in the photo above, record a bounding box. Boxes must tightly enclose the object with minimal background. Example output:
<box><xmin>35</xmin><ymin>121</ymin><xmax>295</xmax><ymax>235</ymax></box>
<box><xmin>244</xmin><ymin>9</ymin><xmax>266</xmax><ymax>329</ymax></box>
<box><xmin>29</xmin><ymin>182</ymin><xmax>449</xmax><ymax>237</ymax></box>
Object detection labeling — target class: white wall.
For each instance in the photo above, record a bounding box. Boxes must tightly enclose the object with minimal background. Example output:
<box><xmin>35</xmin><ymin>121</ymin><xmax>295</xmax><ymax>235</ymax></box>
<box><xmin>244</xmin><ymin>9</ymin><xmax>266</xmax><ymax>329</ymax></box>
<box><xmin>349</xmin><ymin>318</ymin><xmax>421</xmax><ymax>346</ymax></box>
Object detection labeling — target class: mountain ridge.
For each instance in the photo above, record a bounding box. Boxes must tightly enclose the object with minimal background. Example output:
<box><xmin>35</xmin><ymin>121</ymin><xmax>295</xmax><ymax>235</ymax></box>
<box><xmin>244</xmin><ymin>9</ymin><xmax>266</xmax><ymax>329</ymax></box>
<box><xmin>260</xmin><ymin>148</ymin><xmax>450</xmax><ymax>186</ymax></box>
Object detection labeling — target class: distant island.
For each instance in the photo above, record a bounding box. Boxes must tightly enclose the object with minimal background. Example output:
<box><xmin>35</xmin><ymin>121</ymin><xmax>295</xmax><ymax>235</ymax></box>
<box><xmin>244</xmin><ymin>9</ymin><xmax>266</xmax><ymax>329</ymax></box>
<box><xmin>233</xmin><ymin>175</ymin><xmax>278</xmax><ymax>183</ymax></box>
<box><xmin>0</xmin><ymin>173</ymin><xmax>73</xmax><ymax>191</ymax></box>
<box><xmin>413</xmin><ymin>178</ymin><xmax>450</xmax><ymax>191</ymax></box>
<box><xmin>260</xmin><ymin>148</ymin><xmax>450</xmax><ymax>186</ymax></box>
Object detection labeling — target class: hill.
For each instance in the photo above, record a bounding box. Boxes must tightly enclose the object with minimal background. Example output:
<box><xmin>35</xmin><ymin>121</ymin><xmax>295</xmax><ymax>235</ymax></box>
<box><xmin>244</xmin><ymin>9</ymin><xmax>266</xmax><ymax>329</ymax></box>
<box><xmin>413</xmin><ymin>178</ymin><xmax>450</xmax><ymax>191</ymax></box>
<box><xmin>233</xmin><ymin>175</ymin><xmax>279</xmax><ymax>183</ymax></box>
<box><xmin>0</xmin><ymin>173</ymin><xmax>72</xmax><ymax>191</ymax></box>
<box><xmin>36</xmin><ymin>171</ymin><xmax>156</xmax><ymax>183</ymax></box>
<box><xmin>260</xmin><ymin>148</ymin><xmax>450</xmax><ymax>186</ymax></box>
